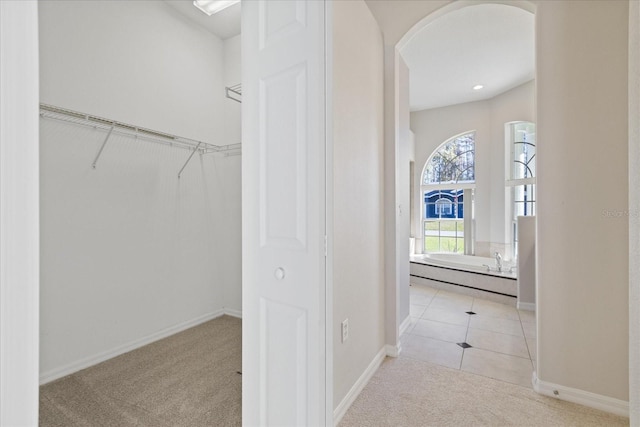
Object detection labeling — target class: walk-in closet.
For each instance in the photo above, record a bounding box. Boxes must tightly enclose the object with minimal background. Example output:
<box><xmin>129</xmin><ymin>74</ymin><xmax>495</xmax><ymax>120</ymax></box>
<box><xmin>38</xmin><ymin>1</ymin><xmax>243</xmax><ymax>424</ymax></box>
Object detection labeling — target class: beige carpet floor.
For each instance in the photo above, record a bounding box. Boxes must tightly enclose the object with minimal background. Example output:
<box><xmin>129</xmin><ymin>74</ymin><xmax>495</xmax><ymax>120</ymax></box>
<box><xmin>339</xmin><ymin>356</ymin><xmax>629</xmax><ymax>427</ymax></box>
<box><xmin>39</xmin><ymin>315</ymin><xmax>242</xmax><ymax>427</ymax></box>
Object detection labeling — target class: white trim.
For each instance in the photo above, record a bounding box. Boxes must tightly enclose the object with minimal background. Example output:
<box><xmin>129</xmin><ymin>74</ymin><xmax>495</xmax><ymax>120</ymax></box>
<box><xmin>39</xmin><ymin>310</ymin><xmax>225</xmax><ymax>385</ymax></box>
<box><xmin>385</xmin><ymin>343</ymin><xmax>401</xmax><ymax>357</ymax></box>
<box><xmin>532</xmin><ymin>371</ymin><xmax>629</xmax><ymax>418</ymax></box>
<box><xmin>517</xmin><ymin>302</ymin><xmax>536</xmax><ymax>311</ymax></box>
<box><xmin>333</xmin><ymin>347</ymin><xmax>386</xmax><ymax>425</ymax></box>
<box><xmin>629</xmin><ymin>0</ymin><xmax>640</xmax><ymax>423</ymax></box>
<box><xmin>0</xmin><ymin>1</ymin><xmax>40</xmax><ymax>425</ymax></box>
<box><xmin>399</xmin><ymin>314</ymin><xmax>412</xmax><ymax>337</ymax></box>
<box><xmin>224</xmin><ymin>307</ymin><xmax>243</xmax><ymax>318</ymax></box>
<box><xmin>506</xmin><ymin>177</ymin><xmax>536</xmax><ymax>187</ymax></box>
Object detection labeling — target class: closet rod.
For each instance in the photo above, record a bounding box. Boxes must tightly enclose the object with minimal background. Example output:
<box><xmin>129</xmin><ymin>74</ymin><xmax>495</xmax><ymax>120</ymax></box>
<box><xmin>39</xmin><ymin>103</ymin><xmax>242</xmax><ymax>156</ymax></box>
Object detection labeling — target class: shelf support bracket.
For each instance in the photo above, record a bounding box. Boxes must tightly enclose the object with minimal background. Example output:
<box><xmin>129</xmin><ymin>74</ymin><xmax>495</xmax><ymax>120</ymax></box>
<box><xmin>92</xmin><ymin>126</ymin><xmax>114</xmax><ymax>169</ymax></box>
<box><xmin>178</xmin><ymin>141</ymin><xmax>202</xmax><ymax>178</ymax></box>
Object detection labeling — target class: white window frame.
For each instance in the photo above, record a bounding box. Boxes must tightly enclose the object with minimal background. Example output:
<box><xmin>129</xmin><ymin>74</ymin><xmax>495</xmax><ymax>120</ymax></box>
<box><xmin>420</xmin><ymin>131</ymin><xmax>476</xmax><ymax>254</ymax></box>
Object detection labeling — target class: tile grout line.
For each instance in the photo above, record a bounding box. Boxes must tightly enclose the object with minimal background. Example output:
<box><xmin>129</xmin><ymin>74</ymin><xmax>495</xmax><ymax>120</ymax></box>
<box><xmin>517</xmin><ymin>308</ymin><xmax>535</xmax><ymax>367</ymax></box>
<box><xmin>459</xmin><ymin>297</ymin><xmax>476</xmax><ymax>370</ymax></box>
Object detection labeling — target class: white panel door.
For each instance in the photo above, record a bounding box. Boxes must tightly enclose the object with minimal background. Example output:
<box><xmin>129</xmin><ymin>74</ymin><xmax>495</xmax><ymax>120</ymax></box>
<box><xmin>242</xmin><ymin>1</ymin><xmax>328</xmax><ymax>426</ymax></box>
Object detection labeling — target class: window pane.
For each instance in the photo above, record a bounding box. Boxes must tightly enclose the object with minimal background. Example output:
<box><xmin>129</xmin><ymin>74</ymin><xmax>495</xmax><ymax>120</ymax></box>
<box><xmin>424</xmin><ymin>133</ymin><xmax>475</xmax><ymax>185</ymax></box>
<box><xmin>511</xmin><ymin>122</ymin><xmax>536</xmax><ymax>180</ymax></box>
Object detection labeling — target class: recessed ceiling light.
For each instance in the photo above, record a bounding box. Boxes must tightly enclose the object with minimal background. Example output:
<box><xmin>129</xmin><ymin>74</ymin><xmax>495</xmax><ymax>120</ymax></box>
<box><xmin>193</xmin><ymin>0</ymin><xmax>239</xmax><ymax>16</ymax></box>
<box><xmin>473</xmin><ymin>84</ymin><xmax>484</xmax><ymax>91</ymax></box>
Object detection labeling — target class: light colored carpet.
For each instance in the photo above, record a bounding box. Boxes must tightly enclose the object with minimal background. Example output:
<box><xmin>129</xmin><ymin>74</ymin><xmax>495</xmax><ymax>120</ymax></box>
<box><xmin>39</xmin><ymin>315</ymin><xmax>242</xmax><ymax>427</ymax></box>
<box><xmin>339</xmin><ymin>356</ymin><xmax>629</xmax><ymax>427</ymax></box>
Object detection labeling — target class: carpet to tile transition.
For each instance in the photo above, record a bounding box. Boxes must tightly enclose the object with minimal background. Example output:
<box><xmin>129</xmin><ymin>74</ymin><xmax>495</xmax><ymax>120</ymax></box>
<box><xmin>339</xmin><ymin>356</ymin><xmax>628</xmax><ymax>427</ymax></box>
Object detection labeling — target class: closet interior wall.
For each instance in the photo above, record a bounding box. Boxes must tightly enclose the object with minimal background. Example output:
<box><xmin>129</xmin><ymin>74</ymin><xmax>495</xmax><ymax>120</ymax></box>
<box><xmin>38</xmin><ymin>0</ymin><xmax>241</xmax><ymax>383</ymax></box>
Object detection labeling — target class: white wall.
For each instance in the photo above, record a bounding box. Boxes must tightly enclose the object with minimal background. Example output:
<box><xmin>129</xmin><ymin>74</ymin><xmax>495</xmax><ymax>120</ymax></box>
<box><xmin>536</xmin><ymin>0</ymin><xmax>629</xmax><ymax>403</ymax></box>
<box><xmin>410</xmin><ymin>81</ymin><xmax>534</xmax><ymax>258</ymax></box>
<box><xmin>223</xmin><ymin>34</ymin><xmax>242</xmax><ymax>146</ymax></box>
<box><xmin>397</xmin><ymin>57</ymin><xmax>411</xmax><ymax>330</ymax></box>
<box><xmin>367</xmin><ymin>0</ymin><xmax>631</xmax><ymax>412</ymax></box>
<box><xmin>39</xmin><ymin>0</ymin><xmax>242</xmax><ymax>381</ymax></box>
<box><xmin>332</xmin><ymin>0</ymin><xmax>385</xmax><ymax>414</ymax></box>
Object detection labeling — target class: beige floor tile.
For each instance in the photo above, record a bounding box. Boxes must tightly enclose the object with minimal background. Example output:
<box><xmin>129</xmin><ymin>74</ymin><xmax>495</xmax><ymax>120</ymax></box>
<box><xmin>435</xmin><ymin>289</ymin><xmax>474</xmax><ymax>304</ymax></box>
<box><xmin>410</xmin><ymin>284</ymin><xmax>438</xmax><ymax>298</ymax></box>
<box><xmin>471</xmin><ymin>299</ymin><xmax>520</xmax><ymax>321</ymax></box>
<box><xmin>465</xmin><ymin>328</ymin><xmax>530</xmax><ymax>359</ymax></box>
<box><xmin>522</xmin><ymin>321</ymin><xmax>536</xmax><ymax>340</ymax></box>
<box><xmin>518</xmin><ymin>309</ymin><xmax>536</xmax><ymax>324</ymax></box>
<box><xmin>429</xmin><ymin>296</ymin><xmax>473</xmax><ymax>312</ymax></box>
<box><xmin>461</xmin><ymin>348</ymin><xmax>533</xmax><ymax>388</ymax></box>
<box><xmin>410</xmin><ymin>304</ymin><xmax>427</xmax><ymax>319</ymax></box>
<box><xmin>526</xmin><ymin>336</ymin><xmax>537</xmax><ymax>360</ymax></box>
<box><xmin>410</xmin><ymin>292</ymin><xmax>435</xmax><ymax>306</ymax></box>
<box><xmin>469</xmin><ymin>315</ymin><xmax>524</xmax><ymax>336</ymax></box>
<box><xmin>410</xmin><ymin>318</ymin><xmax>467</xmax><ymax>343</ymax></box>
<box><xmin>401</xmin><ymin>335</ymin><xmax>463</xmax><ymax>370</ymax></box>
<box><xmin>421</xmin><ymin>306</ymin><xmax>470</xmax><ymax>326</ymax></box>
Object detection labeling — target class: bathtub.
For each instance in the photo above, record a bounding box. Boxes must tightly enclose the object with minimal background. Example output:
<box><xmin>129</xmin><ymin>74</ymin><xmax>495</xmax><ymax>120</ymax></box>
<box><xmin>410</xmin><ymin>253</ymin><xmax>518</xmax><ymax>304</ymax></box>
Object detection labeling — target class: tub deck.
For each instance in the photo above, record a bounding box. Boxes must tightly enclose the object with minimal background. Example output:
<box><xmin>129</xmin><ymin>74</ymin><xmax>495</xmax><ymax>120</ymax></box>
<box><xmin>410</xmin><ymin>255</ymin><xmax>518</xmax><ymax>305</ymax></box>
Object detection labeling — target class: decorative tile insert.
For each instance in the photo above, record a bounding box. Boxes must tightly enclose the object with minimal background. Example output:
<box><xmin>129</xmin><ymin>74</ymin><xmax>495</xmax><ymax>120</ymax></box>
<box><xmin>457</xmin><ymin>342</ymin><xmax>472</xmax><ymax>349</ymax></box>
<box><xmin>465</xmin><ymin>311</ymin><xmax>477</xmax><ymax>315</ymax></box>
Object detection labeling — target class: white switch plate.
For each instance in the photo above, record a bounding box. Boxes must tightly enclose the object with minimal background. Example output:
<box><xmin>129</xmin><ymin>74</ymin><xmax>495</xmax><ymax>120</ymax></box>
<box><xmin>341</xmin><ymin>318</ymin><xmax>349</xmax><ymax>343</ymax></box>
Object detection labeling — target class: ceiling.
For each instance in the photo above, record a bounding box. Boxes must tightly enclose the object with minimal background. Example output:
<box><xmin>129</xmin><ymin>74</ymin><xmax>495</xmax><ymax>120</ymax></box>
<box><xmin>161</xmin><ymin>2</ymin><xmax>532</xmax><ymax>111</ymax></box>
<box><xmin>400</xmin><ymin>4</ymin><xmax>534</xmax><ymax>112</ymax></box>
<box><xmin>163</xmin><ymin>0</ymin><xmax>241</xmax><ymax>40</ymax></box>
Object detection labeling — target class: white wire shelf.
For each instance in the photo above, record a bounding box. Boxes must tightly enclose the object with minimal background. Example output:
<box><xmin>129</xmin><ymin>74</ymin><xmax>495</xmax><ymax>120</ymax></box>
<box><xmin>39</xmin><ymin>103</ymin><xmax>241</xmax><ymax>177</ymax></box>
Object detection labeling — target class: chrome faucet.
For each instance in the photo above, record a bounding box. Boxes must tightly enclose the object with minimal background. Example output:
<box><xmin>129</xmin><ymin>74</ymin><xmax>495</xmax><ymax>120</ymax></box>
<box><xmin>494</xmin><ymin>252</ymin><xmax>503</xmax><ymax>272</ymax></box>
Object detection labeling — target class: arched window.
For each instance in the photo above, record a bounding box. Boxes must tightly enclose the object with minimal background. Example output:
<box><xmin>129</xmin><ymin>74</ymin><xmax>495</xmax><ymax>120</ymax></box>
<box><xmin>506</xmin><ymin>121</ymin><xmax>536</xmax><ymax>258</ymax></box>
<box><xmin>421</xmin><ymin>132</ymin><xmax>475</xmax><ymax>254</ymax></box>
<box><xmin>423</xmin><ymin>132</ymin><xmax>475</xmax><ymax>185</ymax></box>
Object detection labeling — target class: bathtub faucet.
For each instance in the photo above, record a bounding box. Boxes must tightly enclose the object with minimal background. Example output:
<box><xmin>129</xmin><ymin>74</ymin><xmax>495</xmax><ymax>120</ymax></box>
<box><xmin>494</xmin><ymin>252</ymin><xmax>503</xmax><ymax>272</ymax></box>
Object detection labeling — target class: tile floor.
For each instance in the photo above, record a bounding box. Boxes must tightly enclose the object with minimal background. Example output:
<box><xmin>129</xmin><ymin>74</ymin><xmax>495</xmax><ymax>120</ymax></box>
<box><xmin>402</xmin><ymin>283</ymin><xmax>537</xmax><ymax>388</ymax></box>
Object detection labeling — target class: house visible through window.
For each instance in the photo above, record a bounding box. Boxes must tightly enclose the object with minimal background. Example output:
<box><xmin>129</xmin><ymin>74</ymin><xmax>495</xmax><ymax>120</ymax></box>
<box><xmin>435</xmin><ymin>198</ymin><xmax>453</xmax><ymax>216</ymax></box>
<box><xmin>421</xmin><ymin>132</ymin><xmax>475</xmax><ymax>254</ymax></box>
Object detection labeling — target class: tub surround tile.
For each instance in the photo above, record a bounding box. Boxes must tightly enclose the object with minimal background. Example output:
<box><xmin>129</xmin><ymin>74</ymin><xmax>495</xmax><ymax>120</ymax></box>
<box><xmin>410</xmin><ymin>262</ymin><xmax>517</xmax><ymax>295</ymax></box>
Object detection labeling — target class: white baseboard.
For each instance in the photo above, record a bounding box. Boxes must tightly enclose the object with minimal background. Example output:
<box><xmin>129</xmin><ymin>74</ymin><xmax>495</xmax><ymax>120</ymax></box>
<box><xmin>532</xmin><ymin>371</ymin><xmax>629</xmax><ymax>417</ymax></box>
<box><xmin>333</xmin><ymin>347</ymin><xmax>386</xmax><ymax>425</ymax></box>
<box><xmin>385</xmin><ymin>343</ymin><xmax>401</xmax><ymax>357</ymax></box>
<box><xmin>40</xmin><ymin>309</ymin><xmax>225</xmax><ymax>385</ymax></box>
<box><xmin>224</xmin><ymin>307</ymin><xmax>242</xmax><ymax>318</ymax></box>
<box><xmin>517</xmin><ymin>301</ymin><xmax>536</xmax><ymax>311</ymax></box>
<box><xmin>399</xmin><ymin>315</ymin><xmax>412</xmax><ymax>337</ymax></box>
